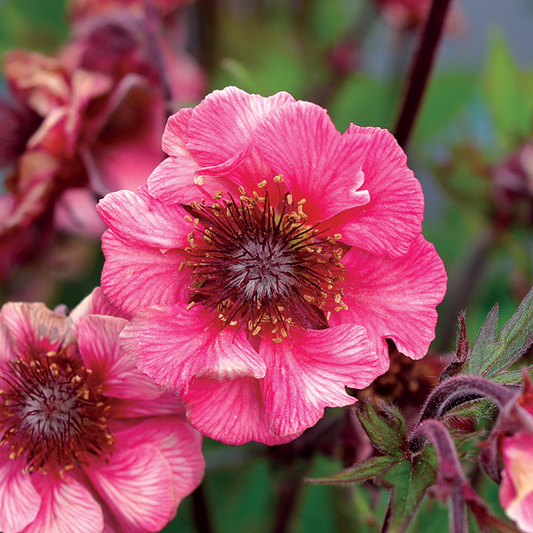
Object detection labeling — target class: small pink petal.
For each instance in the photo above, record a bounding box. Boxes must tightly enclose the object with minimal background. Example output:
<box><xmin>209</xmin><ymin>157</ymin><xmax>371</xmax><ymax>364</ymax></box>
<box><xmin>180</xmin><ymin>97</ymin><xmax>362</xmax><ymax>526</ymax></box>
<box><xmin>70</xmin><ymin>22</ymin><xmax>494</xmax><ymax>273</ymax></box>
<box><xmin>0</xmin><ymin>458</ymin><xmax>41</xmax><ymax>533</ymax></box>
<box><xmin>100</xmin><ymin>231</ymin><xmax>189</xmax><ymax>317</ymax></box>
<box><xmin>259</xmin><ymin>326</ymin><xmax>379</xmax><ymax>437</ymax></box>
<box><xmin>0</xmin><ymin>322</ymin><xmax>16</xmax><ymax>363</ymax></box>
<box><xmin>183</xmin><ymin>377</ymin><xmax>298</xmax><ymax>445</ymax></box>
<box><xmin>119</xmin><ymin>304</ymin><xmax>266</xmax><ymax>395</ymax></box>
<box><xmin>86</xmin><ymin>444</ymin><xmax>175</xmax><ymax>533</ymax></box>
<box><xmin>332</xmin><ymin>235</ymin><xmax>447</xmax><ymax>373</ymax></box>
<box><xmin>255</xmin><ymin>101</ymin><xmax>371</xmax><ymax>220</ymax></box>
<box><xmin>97</xmin><ymin>188</ymin><xmax>189</xmax><ymax>250</ymax></box>
<box><xmin>162</xmin><ymin>107</ymin><xmax>192</xmax><ymax>157</ymax></box>
<box><xmin>111</xmin><ymin>416</ymin><xmax>204</xmax><ymax>504</ymax></box>
<box><xmin>78</xmin><ymin>315</ymin><xmax>163</xmax><ymax>400</ymax></box>
<box><xmin>23</xmin><ymin>474</ymin><xmax>103</xmax><ymax>533</ymax></box>
<box><xmin>330</xmin><ymin>125</ymin><xmax>424</xmax><ymax>257</ymax></box>
<box><xmin>1</xmin><ymin>303</ymin><xmax>67</xmax><ymax>356</ymax></box>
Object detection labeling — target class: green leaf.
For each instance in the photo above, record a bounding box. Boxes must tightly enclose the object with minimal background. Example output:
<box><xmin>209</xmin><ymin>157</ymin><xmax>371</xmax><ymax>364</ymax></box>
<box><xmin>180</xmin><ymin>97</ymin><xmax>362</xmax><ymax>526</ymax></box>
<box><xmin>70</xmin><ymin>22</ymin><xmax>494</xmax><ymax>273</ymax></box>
<box><xmin>357</xmin><ymin>403</ymin><xmax>406</xmax><ymax>457</ymax></box>
<box><xmin>484</xmin><ymin>32</ymin><xmax>533</xmax><ymax>146</ymax></box>
<box><xmin>379</xmin><ymin>458</ymin><xmax>437</xmax><ymax>533</ymax></box>
<box><xmin>306</xmin><ymin>455</ymin><xmax>399</xmax><ymax>485</ymax></box>
<box><xmin>467</xmin><ymin>286</ymin><xmax>533</xmax><ymax>378</ymax></box>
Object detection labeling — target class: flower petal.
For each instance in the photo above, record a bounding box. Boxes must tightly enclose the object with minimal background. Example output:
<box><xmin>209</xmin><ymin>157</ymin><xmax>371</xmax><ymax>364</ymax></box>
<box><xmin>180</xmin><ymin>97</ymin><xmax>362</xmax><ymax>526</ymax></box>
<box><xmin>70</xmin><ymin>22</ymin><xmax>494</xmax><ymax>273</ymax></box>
<box><xmin>183</xmin><ymin>377</ymin><xmax>298</xmax><ymax>445</ymax></box>
<box><xmin>113</xmin><ymin>392</ymin><xmax>185</xmax><ymax>418</ymax></box>
<box><xmin>119</xmin><ymin>304</ymin><xmax>266</xmax><ymax>395</ymax></box>
<box><xmin>100</xmin><ymin>231</ymin><xmax>189</xmax><ymax>317</ymax></box>
<box><xmin>259</xmin><ymin>325</ymin><xmax>379</xmax><ymax>437</ymax></box>
<box><xmin>255</xmin><ymin>101</ymin><xmax>371</xmax><ymax>220</ymax></box>
<box><xmin>78</xmin><ymin>315</ymin><xmax>163</xmax><ymax>400</ymax></box>
<box><xmin>0</xmin><ymin>458</ymin><xmax>41</xmax><ymax>533</ymax></box>
<box><xmin>186</xmin><ymin>87</ymin><xmax>294</xmax><ymax>168</ymax></box>
<box><xmin>162</xmin><ymin>107</ymin><xmax>192</xmax><ymax>157</ymax></box>
<box><xmin>331</xmin><ymin>235</ymin><xmax>447</xmax><ymax>373</ymax></box>
<box><xmin>97</xmin><ymin>187</ymin><xmax>189</xmax><ymax>250</ymax></box>
<box><xmin>330</xmin><ymin>125</ymin><xmax>425</xmax><ymax>257</ymax></box>
<box><xmin>23</xmin><ymin>474</ymin><xmax>103</xmax><ymax>533</ymax></box>
<box><xmin>87</xmin><ymin>444</ymin><xmax>175</xmax><ymax>533</ymax></box>
<box><xmin>0</xmin><ymin>302</ymin><xmax>67</xmax><ymax>356</ymax></box>
<box><xmin>111</xmin><ymin>416</ymin><xmax>204</xmax><ymax>504</ymax></box>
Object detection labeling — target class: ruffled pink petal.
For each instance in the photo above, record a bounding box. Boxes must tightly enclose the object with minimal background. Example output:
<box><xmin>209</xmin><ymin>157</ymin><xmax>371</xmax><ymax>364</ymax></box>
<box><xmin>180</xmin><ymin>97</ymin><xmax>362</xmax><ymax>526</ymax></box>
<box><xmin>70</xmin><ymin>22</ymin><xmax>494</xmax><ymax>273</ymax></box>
<box><xmin>329</xmin><ymin>125</ymin><xmax>424</xmax><ymax>257</ymax></box>
<box><xmin>255</xmin><ymin>101</ymin><xmax>371</xmax><ymax>221</ymax></box>
<box><xmin>186</xmin><ymin>87</ymin><xmax>294</xmax><ymax>168</ymax></box>
<box><xmin>78</xmin><ymin>315</ymin><xmax>163</xmax><ymax>400</ymax></box>
<box><xmin>0</xmin><ymin>303</ymin><xmax>67</xmax><ymax>356</ymax></box>
<box><xmin>86</xmin><ymin>444</ymin><xmax>175</xmax><ymax>533</ymax></box>
<box><xmin>113</xmin><ymin>392</ymin><xmax>185</xmax><ymax>418</ymax></box>
<box><xmin>0</xmin><ymin>458</ymin><xmax>41</xmax><ymax>533</ymax></box>
<box><xmin>110</xmin><ymin>416</ymin><xmax>204</xmax><ymax>504</ymax></box>
<box><xmin>68</xmin><ymin>287</ymin><xmax>123</xmax><ymax>340</ymax></box>
<box><xmin>96</xmin><ymin>188</ymin><xmax>189</xmax><ymax>250</ymax></box>
<box><xmin>119</xmin><ymin>304</ymin><xmax>266</xmax><ymax>395</ymax></box>
<box><xmin>100</xmin><ymin>231</ymin><xmax>189</xmax><ymax>317</ymax></box>
<box><xmin>259</xmin><ymin>325</ymin><xmax>379</xmax><ymax>437</ymax></box>
<box><xmin>182</xmin><ymin>377</ymin><xmax>298</xmax><ymax>445</ymax></box>
<box><xmin>23</xmin><ymin>473</ymin><xmax>103</xmax><ymax>533</ymax></box>
<box><xmin>162</xmin><ymin>107</ymin><xmax>192</xmax><ymax>157</ymax></box>
<box><xmin>331</xmin><ymin>235</ymin><xmax>447</xmax><ymax>373</ymax></box>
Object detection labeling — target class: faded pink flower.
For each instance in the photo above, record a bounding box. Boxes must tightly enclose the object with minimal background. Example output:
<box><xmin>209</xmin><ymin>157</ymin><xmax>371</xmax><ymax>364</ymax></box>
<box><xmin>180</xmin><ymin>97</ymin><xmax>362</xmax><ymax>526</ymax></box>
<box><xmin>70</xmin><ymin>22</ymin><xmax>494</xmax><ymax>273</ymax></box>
<box><xmin>500</xmin><ymin>391</ymin><xmax>533</xmax><ymax>532</ymax></box>
<box><xmin>0</xmin><ymin>288</ymin><xmax>205</xmax><ymax>533</ymax></box>
<box><xmin>97</xmin><ymin>87</ymin><xmax>447</xmax><ymax>445</ymax></box>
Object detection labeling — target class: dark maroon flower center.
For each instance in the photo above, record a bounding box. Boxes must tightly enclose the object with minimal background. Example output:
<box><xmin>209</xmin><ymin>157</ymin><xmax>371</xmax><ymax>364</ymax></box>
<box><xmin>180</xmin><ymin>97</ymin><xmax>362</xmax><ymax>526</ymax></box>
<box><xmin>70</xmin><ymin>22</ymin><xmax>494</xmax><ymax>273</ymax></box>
<box><xmin>0</xmin><ymin>352</ymin><xmax>113</xmax><ymax>473</ymax></box>
<box><xmin>182</xmin><ymin>180</ymin><xmax>348</xmax><ymax>341</ymax></box>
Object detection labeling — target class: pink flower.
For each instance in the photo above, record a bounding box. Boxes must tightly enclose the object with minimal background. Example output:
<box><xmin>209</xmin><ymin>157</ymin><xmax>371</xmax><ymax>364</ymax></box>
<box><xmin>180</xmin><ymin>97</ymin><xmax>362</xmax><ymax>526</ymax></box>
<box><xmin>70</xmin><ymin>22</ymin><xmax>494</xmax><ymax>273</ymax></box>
<box><xmin>0</xmin><ymin>288</ymin><xmax>205</xmax><ymax>533</ymax></box>
<box><xmin>97</xmin><ymin>87</ymin><xmax>447</xmax><ymax>445</ymax></box>
<box><xmin>500</xmin><ymin>391</ymin><xmax>533</xmax><ymax>532</ymax></box>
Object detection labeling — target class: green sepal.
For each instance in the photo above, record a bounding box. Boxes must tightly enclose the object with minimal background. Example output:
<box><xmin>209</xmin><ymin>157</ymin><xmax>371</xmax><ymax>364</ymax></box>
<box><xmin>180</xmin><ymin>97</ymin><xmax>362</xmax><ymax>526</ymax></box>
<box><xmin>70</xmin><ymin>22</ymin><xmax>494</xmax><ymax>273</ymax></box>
<box><xmin>306</xmin><ymin>455</ymin><xmax>399</xmax><ymax>486</ymax></box>
<box><xmin>357</xmin><ymin>402</ymin><xmax>406</xmax><ymax>457</ymax></box>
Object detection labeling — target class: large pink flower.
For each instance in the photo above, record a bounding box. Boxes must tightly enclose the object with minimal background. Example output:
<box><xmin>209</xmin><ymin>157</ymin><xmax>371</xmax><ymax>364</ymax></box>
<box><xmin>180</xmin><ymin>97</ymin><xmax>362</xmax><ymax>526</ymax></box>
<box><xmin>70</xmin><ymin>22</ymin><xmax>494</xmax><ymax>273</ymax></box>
<box><xmin>97</xmin><ymin>87</ymin><xmax>447</xmax><ymax>445</ymax></box>
<box><xmin>0</xmin><ymin>288</ymin><xmax>205</xmax><ymax>533</ymax></box>
<box><xmin>500</xmin><ymin>392</ymin><xmax>533</xmax><ymax>532</ymax></box>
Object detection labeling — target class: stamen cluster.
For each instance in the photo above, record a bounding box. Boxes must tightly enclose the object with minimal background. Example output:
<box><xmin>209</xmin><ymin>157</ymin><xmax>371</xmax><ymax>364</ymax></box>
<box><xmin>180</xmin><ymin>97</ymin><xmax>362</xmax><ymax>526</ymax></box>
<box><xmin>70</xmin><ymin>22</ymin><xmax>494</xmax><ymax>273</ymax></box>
<box><xmin>183</xmin><ymin>180</ymin><xmax>348</xmax><ymax>341</ymax></box>
<box><xmin>0</xmin><ymin>351</ymin><xmax>112</xmax><ymax>473</ymax></box>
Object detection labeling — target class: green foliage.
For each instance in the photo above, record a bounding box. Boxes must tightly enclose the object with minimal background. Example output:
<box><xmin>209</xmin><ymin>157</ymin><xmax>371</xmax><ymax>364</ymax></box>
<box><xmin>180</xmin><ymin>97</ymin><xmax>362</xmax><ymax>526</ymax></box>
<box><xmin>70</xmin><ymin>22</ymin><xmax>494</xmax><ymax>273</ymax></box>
<box><xmin>467</xmin><ymin>286</ymin><xmax>533</xmax><ymax>378</ymax></box>
<box><xmin>484</xmin><ymin>32</ymin><xmax>533</xmax><ymax>147</ymax></box>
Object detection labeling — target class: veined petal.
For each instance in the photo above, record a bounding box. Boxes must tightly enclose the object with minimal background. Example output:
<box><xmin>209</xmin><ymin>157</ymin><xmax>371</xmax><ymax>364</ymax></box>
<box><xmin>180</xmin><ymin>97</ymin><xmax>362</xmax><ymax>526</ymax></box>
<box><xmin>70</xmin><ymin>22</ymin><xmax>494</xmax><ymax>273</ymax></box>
<box><xmin>111</xmin><ymin>416</ymin><xmax>204</xmax><ymax>504</ymax></box>
<box><xmin>86</xmin><ymin>444</ymin><xmax>175</xmax><ymax>533</ymax></box>
<box><xmin>330</xmin><ymin>125</ymin><xmax>424</xmax><ymax>257</ymax></box>
<box><xmin>187</xmin><ymin>87</ymin><xmax>295</xmax><ymax>167</ymax></box>
<box><xmin>0</xmin><ymin>303</ymin><xmax>67</xmax><ymax>356</ymax></box>
<box><xmin>101</xmin><ymin>231</ymin><xmax>189</xmax><ymax>317</ymax></box>
<box><xmin>162</xmin><ymin>107</ymin><xmax>192</xmax><ymax>157</ymax></box>
<box><xmin>331</xmin><ymin>235</ymin><xmax>447</xmax><ymax>373</ymax></box>
<box><xmin>0</xmin><ymin>458</ymin><xmax>41</xmax><ymax>533</ymax></box>
<box><xmin>259</xmin><ymin>325</ymin><xmax>379</xmax><ymax>437</ymax></box>
<box><xmin>182</xmin><ymin>377</ymin><xmax>298</xmax><ymax>445</ymax></box>
<box><xmin>78</xmin><ymin>315</ymin><xmax>163</xmax><ymax>400</ymax></box>
<box><xmin>113</xmin><ymin>392</ymin><xmax>185</xmax><ymax>418</ymax></box>
<box><xmin>119</xmin><ymin>304</ymin><xmax>266</xmax><ymax>395</ymax></box>
<box><xmin>0</xmin><ymin>321</ymin><xmax>16</xmax><ymax>363</ymax></box>
<box><xmin>255</xmin><ymin>101</ymin><xmax>371</xmax><ymax>220</ymax></box>
<box><xmin>23</xmin><ymin>474</ymin><xmax>103</xmax><ymax>533</ymax></box>
<box><xmin>97</xmin><ymin>188</ymin><xmax>189</xmax><ymax>249</ymax></box>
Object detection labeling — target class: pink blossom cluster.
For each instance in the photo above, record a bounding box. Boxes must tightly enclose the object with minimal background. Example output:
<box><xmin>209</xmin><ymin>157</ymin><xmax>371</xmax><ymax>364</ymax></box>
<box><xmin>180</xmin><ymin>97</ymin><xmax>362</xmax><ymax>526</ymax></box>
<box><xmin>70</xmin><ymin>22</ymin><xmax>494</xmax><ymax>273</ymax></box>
<box><xmin>97</xmin><ymin>86</ymin><xmax>447</xmax><ymax>445</ymax></box>
<box><xmin>0</xmin><ymin>288</ymin><xmax>204</xmax><ymax>533</ymax></box>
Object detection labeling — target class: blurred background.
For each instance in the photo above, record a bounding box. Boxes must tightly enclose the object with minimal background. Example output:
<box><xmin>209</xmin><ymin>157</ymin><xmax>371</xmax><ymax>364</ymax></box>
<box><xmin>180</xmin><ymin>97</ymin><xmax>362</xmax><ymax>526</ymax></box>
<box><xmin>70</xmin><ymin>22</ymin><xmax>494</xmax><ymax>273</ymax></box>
<box><xmin>1</xmin><ymin>0</ymin><xmax>533</xmax><ymax>531</ymax></box>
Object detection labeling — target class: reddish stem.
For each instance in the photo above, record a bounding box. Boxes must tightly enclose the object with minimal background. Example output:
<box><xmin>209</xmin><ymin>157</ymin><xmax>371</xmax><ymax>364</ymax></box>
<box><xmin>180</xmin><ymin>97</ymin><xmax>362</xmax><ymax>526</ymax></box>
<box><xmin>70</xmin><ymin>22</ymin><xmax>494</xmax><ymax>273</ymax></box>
<box><xmin>393</xmin><ymin>0</ymin><xmax>453</xmax><ymax>149</ymax></box>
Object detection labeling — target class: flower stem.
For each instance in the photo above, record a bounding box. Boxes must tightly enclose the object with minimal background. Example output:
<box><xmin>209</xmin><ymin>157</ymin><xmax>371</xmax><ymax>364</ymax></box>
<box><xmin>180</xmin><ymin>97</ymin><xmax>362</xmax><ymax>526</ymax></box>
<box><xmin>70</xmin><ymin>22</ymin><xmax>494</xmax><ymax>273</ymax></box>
<box><xmin>393</xmin><ymin>0</ymin><xmax>453</xmax><ymax>149</ymax></box>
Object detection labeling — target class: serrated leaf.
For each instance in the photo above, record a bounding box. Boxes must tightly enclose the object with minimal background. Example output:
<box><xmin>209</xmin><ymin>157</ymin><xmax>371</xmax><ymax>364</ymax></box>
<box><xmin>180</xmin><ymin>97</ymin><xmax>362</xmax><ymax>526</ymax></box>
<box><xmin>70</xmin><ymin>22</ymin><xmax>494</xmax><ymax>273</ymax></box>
<box><xmin>379</xmin><ymin>458</ymin><xmax>437</xmax><ymax>533</ymax></box>
<box><xmin>306</xmin><ymin>455</ymin><xmax>399</xmax><ymax>486</ymax></box>
<box><xmin>467</xmin><ymin>287</ymin><xmax>533</xmax><ymax>378</ymax></box>
<box><xmin>357</xmin><ymin>403</ymin><xmax>405</xmax><ymax>457</ymax></box>
<box><xmin>492</xmin><ymin>366</ymin><xmax>533</xmax><ymax>385</ymax></box>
